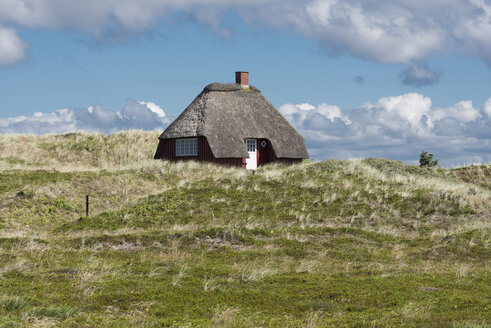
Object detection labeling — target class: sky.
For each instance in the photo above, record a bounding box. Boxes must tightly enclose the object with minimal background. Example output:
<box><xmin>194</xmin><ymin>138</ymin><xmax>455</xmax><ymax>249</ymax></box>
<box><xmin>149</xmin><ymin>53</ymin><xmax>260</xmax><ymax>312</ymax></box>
<box><xmin>0</xmin><ymin>0</ymin><xmax>490</xmax><ymax>167</ymax></box>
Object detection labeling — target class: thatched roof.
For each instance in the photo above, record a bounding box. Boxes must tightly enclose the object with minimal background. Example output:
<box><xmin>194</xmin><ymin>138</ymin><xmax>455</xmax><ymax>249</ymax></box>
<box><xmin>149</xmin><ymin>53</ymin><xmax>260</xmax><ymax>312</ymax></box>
<box><xmin>159</xmin><ymin>83</ymin><xmax>308</xmax><ymax>159</ymax></box>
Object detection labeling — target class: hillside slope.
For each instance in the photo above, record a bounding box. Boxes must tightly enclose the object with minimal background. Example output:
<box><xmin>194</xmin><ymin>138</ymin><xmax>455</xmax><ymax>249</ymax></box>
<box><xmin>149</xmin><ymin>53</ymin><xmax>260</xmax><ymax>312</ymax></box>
<box><xmin>0</xmin><ymin>132</ymin><xmax>490</xmax><ymax>327</ymax></box>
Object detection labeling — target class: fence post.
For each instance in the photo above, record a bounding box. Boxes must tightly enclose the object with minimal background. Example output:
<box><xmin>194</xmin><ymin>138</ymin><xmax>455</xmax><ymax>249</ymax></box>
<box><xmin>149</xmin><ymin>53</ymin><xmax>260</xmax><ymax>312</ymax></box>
<box><xmin>86</xmin><ymin>195</ymin><xmax>89</xmax><ymax>217</ymax></box>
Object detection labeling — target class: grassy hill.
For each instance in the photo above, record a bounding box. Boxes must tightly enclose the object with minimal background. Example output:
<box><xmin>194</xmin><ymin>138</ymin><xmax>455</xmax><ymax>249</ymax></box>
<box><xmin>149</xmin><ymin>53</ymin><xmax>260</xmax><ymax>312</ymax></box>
<box><xmin>0</xmin><ymin>131</ymin><xmax>489</xmax><ymax>327</ymax></box>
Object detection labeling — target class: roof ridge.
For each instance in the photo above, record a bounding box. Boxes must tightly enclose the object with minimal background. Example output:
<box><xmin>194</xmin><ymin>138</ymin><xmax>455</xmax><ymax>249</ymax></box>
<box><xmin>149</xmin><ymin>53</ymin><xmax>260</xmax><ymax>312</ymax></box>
<box><xmin>204</xmin><ymin>83</ymin><xmax>261</xmax><ymax>93</ymax></box>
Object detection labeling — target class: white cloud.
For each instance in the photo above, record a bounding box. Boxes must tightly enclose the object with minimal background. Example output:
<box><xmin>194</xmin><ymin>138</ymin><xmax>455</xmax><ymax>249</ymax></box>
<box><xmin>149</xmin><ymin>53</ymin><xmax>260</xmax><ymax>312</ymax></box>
<box><xmin>453</xmin><ymin>0</ymin><xmax>491</xmax><ymax>65</ymax></box>
<box><xmin>0</xmin><ymin>27</ymin><xmax>27</xmax><ymax>67</ymax></box>
<box><xmin>2</xmin><ymin>1</ymin><xmax>491</xmax><ymax>69</ymax></box>
<box><xmin>375</xmin><ymin>93</ymin><xmax>432</xmax><ymax>128</ymax></box>
<box><xmin>301</xmin><ymin>0</ymin><xmax>446</xmax><ymax>64</ymax></box>
<box><xmin>432</xmin><ymin>100</ymin><xmax>481</xmax><ymax>123</ymax></box>
<box><xmin>140</xmin><ymin>101</ymin><xmax>166</xmax><ymax>118</ymax></box>
<box><xmin>0</xmin><ymin>100</ymin><xmax>170</xmax><ymax>134</ymax></box>
<box><xmin>484</xmin><ymin>97</ymin><xmax>491</xmax><ymax>117</ymax></box>
<box><xmin>279</xmin><ymin>94</ymin><xmax>491</xmax><ymax>167</ymax></box>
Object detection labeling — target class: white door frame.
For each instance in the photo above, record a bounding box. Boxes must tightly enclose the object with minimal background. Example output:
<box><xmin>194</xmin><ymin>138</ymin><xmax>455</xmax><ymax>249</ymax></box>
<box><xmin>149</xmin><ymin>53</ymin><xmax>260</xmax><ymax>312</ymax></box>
<box><xmin>245</xmin><ymin>139</ymin><xmax>257</xmax><ymax>170</ymax></box>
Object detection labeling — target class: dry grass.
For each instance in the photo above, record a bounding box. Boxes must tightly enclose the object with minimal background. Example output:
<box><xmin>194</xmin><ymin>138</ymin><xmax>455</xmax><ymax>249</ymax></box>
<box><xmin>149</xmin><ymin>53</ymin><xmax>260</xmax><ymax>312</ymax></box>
<box><xmin>210</xmin><ymin>306</ymin><xmax>240</xmax><ymax>328</ymax></box>
<box><xmin>401</xmin><ymin>302</ymin><xmax>433</xmax><ymax>321</ymax></box>
<box><xmin>0</xmin><ymin>130</ymin><xmax>160</xmax><ymax>171</ymax></box>
<box><xmin>346</xmin><ymin>160</ymin><xmax>491</xmax><ymax>209</ymax></box>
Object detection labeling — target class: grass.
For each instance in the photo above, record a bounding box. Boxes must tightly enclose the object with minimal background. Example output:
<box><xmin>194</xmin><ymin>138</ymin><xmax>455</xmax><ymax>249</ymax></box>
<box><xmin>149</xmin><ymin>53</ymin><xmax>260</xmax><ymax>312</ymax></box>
<box><xmin>0</xmin><ymin>131</ymin><xmax>489</xmax><ymax>327</ymax></box>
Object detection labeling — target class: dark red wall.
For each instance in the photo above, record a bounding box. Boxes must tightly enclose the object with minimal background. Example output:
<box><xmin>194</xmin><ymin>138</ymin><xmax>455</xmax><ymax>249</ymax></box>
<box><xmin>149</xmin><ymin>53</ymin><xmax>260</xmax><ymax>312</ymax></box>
<box><xmin>257</xmin><ymin>138</ymin><xmax>273</xmax><ymax>166</ymax></box>
<box><xmin>156</xmin><ymin>136</ymin><xmax>243</xmax><ymax>167</ymax></box>
<box><xmin>156</xmin><ymin>137</ymin><xmax>301</xmax><ymax>167</ymax></box>
<box><xmin>257</xmin><ymin>138</ymin><xmax>302</xmax><ymax>166</ymax></box>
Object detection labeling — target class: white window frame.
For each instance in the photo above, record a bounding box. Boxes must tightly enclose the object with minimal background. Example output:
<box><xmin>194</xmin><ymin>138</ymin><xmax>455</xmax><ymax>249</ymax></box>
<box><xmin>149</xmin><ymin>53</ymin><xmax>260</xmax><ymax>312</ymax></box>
<box><xmin>176</xmin><ymin>138</ymin><xmax>198</xmax><ymax>156</ymax></box>
<box><xmin>246</xmin><ymin>139</ymin><xmax>256</xmax><ymax>152</ymax></box>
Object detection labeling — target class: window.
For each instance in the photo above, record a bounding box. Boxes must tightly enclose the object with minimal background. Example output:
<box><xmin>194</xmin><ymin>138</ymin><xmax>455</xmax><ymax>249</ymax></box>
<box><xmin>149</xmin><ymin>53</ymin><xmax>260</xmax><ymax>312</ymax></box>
<box><xmin>246</xmin><ymin>139</ymin><xmax>256</xmax><ymax>152</ymax></box>
<box><xmin>176</xmin><ymin>138</ymin><xmax>198</xmax><ymax>156</ymax></box>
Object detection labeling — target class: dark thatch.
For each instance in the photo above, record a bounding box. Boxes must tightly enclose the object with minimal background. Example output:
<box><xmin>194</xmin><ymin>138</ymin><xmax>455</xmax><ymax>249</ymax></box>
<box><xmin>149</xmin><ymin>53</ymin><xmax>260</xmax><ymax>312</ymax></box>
<box><xmin>159</xmin><ymin>83</ymin><xmax>309</xmax><ymax>159</ymax></box>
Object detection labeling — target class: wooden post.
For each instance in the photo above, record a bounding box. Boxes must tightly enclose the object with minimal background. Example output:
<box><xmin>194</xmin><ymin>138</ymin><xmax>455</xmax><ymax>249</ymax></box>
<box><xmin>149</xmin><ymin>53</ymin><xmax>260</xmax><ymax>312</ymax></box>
<box><xmin>86</xmin><ymin>195</ymin><xmax>89</xmax><ymax>217</ymax></box>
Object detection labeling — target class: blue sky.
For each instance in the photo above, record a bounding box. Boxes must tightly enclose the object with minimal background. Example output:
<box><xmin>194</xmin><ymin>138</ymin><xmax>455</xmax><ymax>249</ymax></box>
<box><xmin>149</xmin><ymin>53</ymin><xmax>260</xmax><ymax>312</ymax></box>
<box><xmin>0</xmin><ymin>1</ymin><xmax>490</xmax><ymax>166</ymax></box>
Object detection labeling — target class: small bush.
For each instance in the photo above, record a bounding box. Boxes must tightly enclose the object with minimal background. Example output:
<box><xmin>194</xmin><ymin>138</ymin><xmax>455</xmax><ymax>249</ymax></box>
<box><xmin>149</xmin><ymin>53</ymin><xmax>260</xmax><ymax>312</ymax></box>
<box><xmin>420</xmin><ymin>150</ymin><xmax>439</xmax><ymax>168</ymax></box>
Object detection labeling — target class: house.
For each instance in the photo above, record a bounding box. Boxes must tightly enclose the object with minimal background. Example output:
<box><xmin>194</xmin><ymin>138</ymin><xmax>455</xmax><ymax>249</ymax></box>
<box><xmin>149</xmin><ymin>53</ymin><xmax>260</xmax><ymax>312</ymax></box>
<box><xmin>154</xmin><ymin>72</ymin><xmax>308</xmax><ymax>169</ymax></box>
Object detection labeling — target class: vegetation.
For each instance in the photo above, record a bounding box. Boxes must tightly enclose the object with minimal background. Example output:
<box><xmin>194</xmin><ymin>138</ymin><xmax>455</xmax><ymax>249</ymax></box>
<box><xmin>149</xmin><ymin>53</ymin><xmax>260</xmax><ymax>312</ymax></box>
<box><xmin>420</xmin><ymin>150</ymin><xmax>439</xmax><ymax>168</ymax></box>
<box><xmin>0</xmin><ymin>131</ymin><xmax>489</xmax><ymax>327</ymax></box>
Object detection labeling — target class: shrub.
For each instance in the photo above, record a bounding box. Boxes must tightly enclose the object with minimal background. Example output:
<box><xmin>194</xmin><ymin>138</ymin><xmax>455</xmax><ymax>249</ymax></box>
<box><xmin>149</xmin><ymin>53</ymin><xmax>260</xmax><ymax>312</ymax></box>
<box><xmin>419</xmin><ymin>150</ymin><xmax>438</xmax><ymax>168</ymax></box>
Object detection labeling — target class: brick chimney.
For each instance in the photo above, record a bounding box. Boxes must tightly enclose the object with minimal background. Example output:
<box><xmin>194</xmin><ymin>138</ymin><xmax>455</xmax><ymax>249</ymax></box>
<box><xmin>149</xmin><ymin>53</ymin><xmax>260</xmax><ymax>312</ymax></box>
<box><xmin>235</xmin><ymin>71</ymin><xmax>249</xmax><ymax>88</ymax></box>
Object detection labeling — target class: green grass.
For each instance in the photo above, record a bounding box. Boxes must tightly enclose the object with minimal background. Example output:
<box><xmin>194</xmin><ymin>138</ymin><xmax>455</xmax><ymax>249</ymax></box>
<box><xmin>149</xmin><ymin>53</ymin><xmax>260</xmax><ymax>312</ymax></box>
<box><xmin>0</xmin><ymin>132</ymin><xmax>489</xmax><ymax>327</ymax></box>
